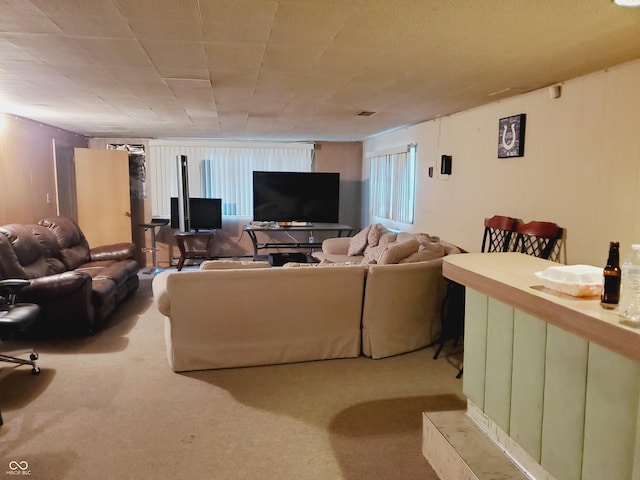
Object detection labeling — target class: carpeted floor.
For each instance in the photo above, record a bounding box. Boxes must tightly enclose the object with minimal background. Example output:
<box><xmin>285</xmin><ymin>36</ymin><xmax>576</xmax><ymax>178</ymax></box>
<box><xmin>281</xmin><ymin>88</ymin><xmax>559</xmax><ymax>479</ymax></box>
<box><xmin>0</xmin><ymin>273</ymin><xmax>464</xmax><ymax>479</ymax></box>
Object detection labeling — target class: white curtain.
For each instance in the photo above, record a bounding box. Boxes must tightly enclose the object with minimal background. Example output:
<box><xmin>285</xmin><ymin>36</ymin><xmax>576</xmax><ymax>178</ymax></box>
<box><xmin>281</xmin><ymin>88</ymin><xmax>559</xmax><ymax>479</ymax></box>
<box><xmin>149</xmin><ymin>141</ymin><xmax>313</xmax><ymax>217</ymax></box>
<box><xmin>368</xmin><ymin>144</ymin><xmax>416</xmax><ymax>224</ymax></box>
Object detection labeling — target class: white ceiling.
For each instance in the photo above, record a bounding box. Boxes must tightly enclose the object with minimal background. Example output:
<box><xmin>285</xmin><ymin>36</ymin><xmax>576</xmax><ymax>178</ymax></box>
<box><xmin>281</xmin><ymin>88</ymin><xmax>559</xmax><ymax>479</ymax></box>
<box><xmin>1</xmin><ymin>0</ymin><xmax>639</xmax><ymax>141</ymax></box>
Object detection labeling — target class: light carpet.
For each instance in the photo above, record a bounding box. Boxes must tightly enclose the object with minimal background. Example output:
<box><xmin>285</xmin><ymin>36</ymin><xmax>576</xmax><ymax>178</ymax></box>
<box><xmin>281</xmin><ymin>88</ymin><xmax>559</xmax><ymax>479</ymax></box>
<box><xmin>0</xmin><ymin>274</ymin><xmax>465</xmax><ymax>480</ymax></box>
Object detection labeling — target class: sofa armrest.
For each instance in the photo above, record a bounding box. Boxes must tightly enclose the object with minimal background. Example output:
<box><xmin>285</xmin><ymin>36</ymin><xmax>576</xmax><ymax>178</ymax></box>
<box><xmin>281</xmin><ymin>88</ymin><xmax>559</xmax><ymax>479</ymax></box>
<box><xmin>90</xmin><ymin>242</ymin><xmax>136</xmax><ymax>262</ymax></box>
<box><xmin>152</xmin><ymin>271</ymin><xmax>172</xmax><ymax>317</ymax></box>
<box><xmin>362</xmin><ymin>258</ymin><xmax>447</xmax><ymax>359</ymax></box>
<box><xmin>322</xmin><ymin>237</ymin><xmax>351</xmax><ymax>255</ymax></box>
<box><xmin>19</xmin><ymin>271</ymin><xmax>92</xmax><ymax>301</ymax></box>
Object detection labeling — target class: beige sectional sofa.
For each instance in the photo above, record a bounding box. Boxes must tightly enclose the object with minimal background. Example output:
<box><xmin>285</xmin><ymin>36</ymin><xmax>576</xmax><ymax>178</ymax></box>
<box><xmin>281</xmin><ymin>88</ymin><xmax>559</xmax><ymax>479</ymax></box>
<box><xmin>152</xmin><ymin>260</ymin><xmax>366</xmax><ymax>372</ymax></box>
<box><xmin>152</xmin><ymin>225</ymin><xmax>461</xmax><ymax>372</ymax></box>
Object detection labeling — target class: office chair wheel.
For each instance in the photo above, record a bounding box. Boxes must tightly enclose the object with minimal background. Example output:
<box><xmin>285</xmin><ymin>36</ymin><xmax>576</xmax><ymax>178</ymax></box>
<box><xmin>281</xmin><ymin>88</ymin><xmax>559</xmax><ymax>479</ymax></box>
<box><xmin>30</xmin><ymin>353</ymin><xmax>38</xmax><ymax>361</ymax></box>
<box><xmin>31</xmin><ymin>366</ymin><xmax>40</xmax><ymax>375</ymax></box>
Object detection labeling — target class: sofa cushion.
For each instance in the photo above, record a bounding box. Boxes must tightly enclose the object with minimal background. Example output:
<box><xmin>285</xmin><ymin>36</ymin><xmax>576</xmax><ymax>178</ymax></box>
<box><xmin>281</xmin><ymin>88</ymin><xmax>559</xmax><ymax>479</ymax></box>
<box><xmin>200</xmin><ymin>260</ymin><xmax>271</xmax><ymax>270</ymax></box>
<box><xmin>378</xmin><ymin>238</ymin><xmax>421</xmax><ymax>264</ymax></box>
<box><xmin>348</xmin><ymin>225</ymin><xmax>371</xmax><ymax>256</ymax></box>
<box><xmin>283</xmin><ymin>259</ymin><xmax>366</xmax><ymax>269</ymax></box>
<box><xmin>77</xmin><ymin>259</ymin><xmax>139</xmax><ymax>287</ymax></box>
<box><xmin>399</xmin><ymin>243</ymin><xmax>445</xmax><ymax>263</ymax></box>
<box><xmin>27</xmin><ymin>224</ymin><xmax>67</xmax><ymax>273</ymax></box>
<box><xmin>0</xmin><ymin>224</ymin><xmax>62</xmax><ymax>279</ymax></box>
<box><xmin>39</xmin><ymin>216</ymin><xmax>91</xmax><ymax>270</ymax></box>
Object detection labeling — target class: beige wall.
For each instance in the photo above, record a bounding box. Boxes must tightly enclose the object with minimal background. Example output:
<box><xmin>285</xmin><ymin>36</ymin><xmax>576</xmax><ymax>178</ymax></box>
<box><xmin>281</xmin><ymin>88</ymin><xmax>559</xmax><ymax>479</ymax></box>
<box><xmin>363</xmin><ymin>59</ymin><xmax>640</xmax><ymax>266</ymax></box>
<box><xmin>0</xmin><ymin>114</ymin><xmax>88</xmax><ymax>225</ymax></box>
<box><xmin>314</xmin><ymin>141</ymin><xmax>363</xmax><ymax>230</ymax></box>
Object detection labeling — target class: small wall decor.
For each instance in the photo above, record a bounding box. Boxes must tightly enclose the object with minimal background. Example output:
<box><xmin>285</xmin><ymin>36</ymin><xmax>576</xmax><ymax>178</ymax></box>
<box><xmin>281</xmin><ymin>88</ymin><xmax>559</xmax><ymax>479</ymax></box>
<box><xmin>498</xmin><ymin>114</ymin><xmax>526</xmax><ymax>158</ymax></box>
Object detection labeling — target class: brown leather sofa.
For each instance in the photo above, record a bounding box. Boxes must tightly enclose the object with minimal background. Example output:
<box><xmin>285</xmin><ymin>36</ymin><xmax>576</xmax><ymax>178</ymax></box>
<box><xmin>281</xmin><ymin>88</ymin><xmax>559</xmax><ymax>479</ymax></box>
<box><xmin>0</xmin><ymin>216</ymin><xmax>139</xmax><ymax>336</ymax></box>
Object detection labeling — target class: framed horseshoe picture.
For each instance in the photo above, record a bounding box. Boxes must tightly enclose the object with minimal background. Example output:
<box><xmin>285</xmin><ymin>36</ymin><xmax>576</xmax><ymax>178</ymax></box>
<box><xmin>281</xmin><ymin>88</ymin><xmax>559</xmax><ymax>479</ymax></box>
<box><xmin>498</xmin><ymin>114</ymin><xmax>526</xmax><ymax>158</ymax></box>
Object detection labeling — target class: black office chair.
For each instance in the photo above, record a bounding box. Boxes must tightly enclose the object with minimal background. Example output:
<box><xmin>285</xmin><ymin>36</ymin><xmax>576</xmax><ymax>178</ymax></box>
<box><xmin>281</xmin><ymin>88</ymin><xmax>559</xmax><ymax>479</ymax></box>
<box><xmin>0</xmin><ymin>279</ymin><xmax>41</xmax><ymax>426</ymax></box>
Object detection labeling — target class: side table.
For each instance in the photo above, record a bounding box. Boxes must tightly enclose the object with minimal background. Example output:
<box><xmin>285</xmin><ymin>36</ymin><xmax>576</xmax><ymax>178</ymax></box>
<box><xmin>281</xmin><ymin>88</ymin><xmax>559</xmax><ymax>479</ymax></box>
<box><xmin>175</xmin><ymin>231</ymin><xmax>215</xmax><ymax>271</ymax></box>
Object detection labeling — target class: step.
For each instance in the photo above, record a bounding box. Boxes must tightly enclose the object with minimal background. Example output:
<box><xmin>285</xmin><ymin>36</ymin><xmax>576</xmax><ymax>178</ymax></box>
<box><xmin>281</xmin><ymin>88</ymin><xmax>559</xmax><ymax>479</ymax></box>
<box><xmin>422</xmin><ymin>410</ymin><xmax>530</xmax><ymax>480</ymax></box>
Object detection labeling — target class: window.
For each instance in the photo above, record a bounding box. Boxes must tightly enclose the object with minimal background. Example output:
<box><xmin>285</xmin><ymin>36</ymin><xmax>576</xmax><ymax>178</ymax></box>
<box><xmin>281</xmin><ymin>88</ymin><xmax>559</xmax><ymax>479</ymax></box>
<box><xmin>149</xmin><ymin>141</ymin><xmax>314</xmax><ymax>217</ymax></box>
<box><xmin>368</xmin><ymin>144</ymin><xmax>416</xmax><ymax>224</ymax></box>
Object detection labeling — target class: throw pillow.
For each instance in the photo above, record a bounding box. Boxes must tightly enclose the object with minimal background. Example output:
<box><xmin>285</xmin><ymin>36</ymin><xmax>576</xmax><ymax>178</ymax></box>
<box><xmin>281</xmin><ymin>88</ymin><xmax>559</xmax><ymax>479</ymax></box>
<box><xmin>367</xmin><ymin>223</ymin><xmax>390</xmax><ymax>247</ymax></box>
<box><xmin>361</xmin><ymin>245</ymin><xmax>386</xmax><ymax>264</ymax></box>
<box><xmin>395</xmin><ymin>231</ymin><xmax>419</xmax><ymax>244</ymax></box>
<box><xmin>379</xmin><ymin>231</ymin><xmax>397</xmax><ymax>246</ymax></box>
<box><xmin>348</xmin><ymin>225</ymin><xmax>371</xmax><ymax>256</ymax></box>
<box><xmin>378</xmin><ymin>238</ymin><xmax>421</xmax><ymax>264</ymax></box>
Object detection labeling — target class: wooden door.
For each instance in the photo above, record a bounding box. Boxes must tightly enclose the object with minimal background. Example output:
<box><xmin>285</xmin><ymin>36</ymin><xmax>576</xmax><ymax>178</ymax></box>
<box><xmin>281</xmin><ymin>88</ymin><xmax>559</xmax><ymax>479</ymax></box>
<box><xmin>74</xmin><ymin>148</ymin><xmax>131</xmax><ymax>246</ymax></box>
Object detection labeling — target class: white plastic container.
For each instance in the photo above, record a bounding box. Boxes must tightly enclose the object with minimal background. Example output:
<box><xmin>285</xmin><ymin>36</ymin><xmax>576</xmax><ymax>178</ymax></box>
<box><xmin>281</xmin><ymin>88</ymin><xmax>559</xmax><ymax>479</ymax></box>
<box><xmin>619</xmin><ymin>244</ymin><xmax>640</xmax><ymax>324</ymax></box>
<box><xmin>535</xmin><ymin>265</ymin><xmax>603</xmax><ymax>297</ymax></box>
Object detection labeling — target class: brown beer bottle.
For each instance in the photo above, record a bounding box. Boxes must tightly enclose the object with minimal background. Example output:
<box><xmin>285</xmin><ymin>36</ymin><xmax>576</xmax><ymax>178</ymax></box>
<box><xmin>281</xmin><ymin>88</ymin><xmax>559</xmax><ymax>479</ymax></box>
<box><xmin>601</xmin><ymin>241</ymin><xmax>621</xmax><ymax>309</ymax></box>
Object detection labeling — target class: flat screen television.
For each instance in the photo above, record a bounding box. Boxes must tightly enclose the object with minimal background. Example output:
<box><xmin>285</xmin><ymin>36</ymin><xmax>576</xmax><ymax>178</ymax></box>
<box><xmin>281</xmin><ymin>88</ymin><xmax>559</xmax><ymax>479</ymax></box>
<box><xmin>170</xmin><ymin>197</ymin><xmax>222</xmax><ymax>231</ymax></box>
<box><xmin>252</xmin><ymin>171</ymin><xmax>340</xmax><ymax>223</ymax></box>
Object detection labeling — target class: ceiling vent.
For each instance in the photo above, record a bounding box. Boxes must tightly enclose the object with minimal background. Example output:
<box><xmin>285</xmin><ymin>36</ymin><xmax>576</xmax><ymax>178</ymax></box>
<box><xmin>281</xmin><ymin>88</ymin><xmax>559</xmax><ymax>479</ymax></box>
<box><xmin>356</xmin><ymin>111</ymin><xmax>376</xmax><ymax>117</ymax></box>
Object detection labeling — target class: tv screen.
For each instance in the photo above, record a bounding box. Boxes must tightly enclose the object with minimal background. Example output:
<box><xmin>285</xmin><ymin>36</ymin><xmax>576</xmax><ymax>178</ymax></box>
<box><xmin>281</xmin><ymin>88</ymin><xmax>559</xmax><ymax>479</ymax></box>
<box><xmin>252</xmin><ymin>171</ymin><xmax>340</xmax><ymax>223</ymax></box>
<box><xmin>171</xmin><ymin>197</ymin><xmax>222</xmax><ymax>231</ymax></box>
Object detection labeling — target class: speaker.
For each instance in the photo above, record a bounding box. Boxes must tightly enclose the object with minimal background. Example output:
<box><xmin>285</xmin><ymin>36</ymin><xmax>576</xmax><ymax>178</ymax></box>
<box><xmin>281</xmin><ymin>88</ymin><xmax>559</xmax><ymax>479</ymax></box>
<box><xmin>441</xmin><ymin>155</ymin><xmax>452</xmax><ymax>175</ymax></box>
<box><xmin>176</xmin><ymin>154</ymin><xmax>190</xmax><ymax>232</ymax></box>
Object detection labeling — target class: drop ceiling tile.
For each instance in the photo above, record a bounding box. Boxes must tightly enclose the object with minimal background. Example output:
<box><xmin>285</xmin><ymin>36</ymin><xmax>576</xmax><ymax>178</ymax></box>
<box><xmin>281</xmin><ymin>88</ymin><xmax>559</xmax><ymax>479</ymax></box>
<box><xmin>47</xmin><ymin>14</ymin><xmax>134</xmax><ymax>38</ymax></box>
<box><xmin>204</xmin><ymin>43</ymin><xmax>265</xmax><ymax>72</ymax></box>
<box><xmin>30</xmin><ymin>0</ymin><xmax>123</xmax><ymax>18</ymax></box>
<box><xmin>115</xmin><ymin>0</ymin><xmax>199</xmax><ymax>20</ymax></box>
<box><xmin>73</xmin><ymin>37</ymin><xmax>154</xmax><ymax>67</ymax></box>
<box><xmin>125</xmin><ymin>15</ymin><xmax>203</xmax><ymax>42</ymax></box>
<box><xmin>199</xmin><ymin>0</ymin><xmax>277</xmax><ymax>43</ymax></box>
<box><xmin>5</xmin><ymin>34</ymin><xmax>98</xmax><ymax>66</ymax></box>
<box><xmin>261</xmin><ymin>45</ymin><xmax>325</xmax><ymax>73</ymax></box>
<box><xmin>0</xmin><ymin>1</ymin><xmax>63</xmax><ymax>34</ymax></box>
<box><xmin>140</xmin><ymin>40</ymin><xmax>209</xmax><ymax>79</ymax></box>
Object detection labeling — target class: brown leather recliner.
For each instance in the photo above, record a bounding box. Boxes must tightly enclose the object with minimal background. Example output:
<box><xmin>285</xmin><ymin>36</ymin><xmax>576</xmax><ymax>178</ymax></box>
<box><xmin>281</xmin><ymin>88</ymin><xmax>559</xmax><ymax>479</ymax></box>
<box><xmin>0</xmin><ymin>216</ymin><xmax>139</xmax><ymax>336</ymax></box>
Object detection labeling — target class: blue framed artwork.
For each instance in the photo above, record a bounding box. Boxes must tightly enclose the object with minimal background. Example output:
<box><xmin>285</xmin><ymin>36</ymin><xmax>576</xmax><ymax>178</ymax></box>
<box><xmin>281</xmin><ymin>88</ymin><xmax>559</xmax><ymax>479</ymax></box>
<box><xmin>498</xmin><ymin>114</ymin><xmax>526</xmax><ymax>158</ymax></box>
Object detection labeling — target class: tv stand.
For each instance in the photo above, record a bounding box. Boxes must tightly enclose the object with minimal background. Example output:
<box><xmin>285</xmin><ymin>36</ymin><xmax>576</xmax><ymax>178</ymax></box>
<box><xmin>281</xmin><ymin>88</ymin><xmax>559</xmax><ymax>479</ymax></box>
<box><xmin>244</xmin><ymin>223</ymin><xmax>352</xmax><ymax>260</ymax></box>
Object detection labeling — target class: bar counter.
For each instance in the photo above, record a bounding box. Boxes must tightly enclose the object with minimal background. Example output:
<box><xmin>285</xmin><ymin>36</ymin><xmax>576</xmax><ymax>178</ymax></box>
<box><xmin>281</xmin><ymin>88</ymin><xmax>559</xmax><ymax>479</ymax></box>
<box><xmin>443</xmin><ymin>252</ymin><xmax>640</xmax><ymax>480</ymax></box>
<box><xmin>443</xmin><ymin>252</ymin><xmax>640</xmax><ymax>363</ymax></box>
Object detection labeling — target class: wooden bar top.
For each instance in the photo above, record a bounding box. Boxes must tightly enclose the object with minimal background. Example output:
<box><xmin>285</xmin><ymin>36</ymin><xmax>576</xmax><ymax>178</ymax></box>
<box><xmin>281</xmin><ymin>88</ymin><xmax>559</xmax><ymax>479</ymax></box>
<box><xmin>443</xmin><ymin>252</ymin><xmax>640</xmax><ymax>364</ymax></box>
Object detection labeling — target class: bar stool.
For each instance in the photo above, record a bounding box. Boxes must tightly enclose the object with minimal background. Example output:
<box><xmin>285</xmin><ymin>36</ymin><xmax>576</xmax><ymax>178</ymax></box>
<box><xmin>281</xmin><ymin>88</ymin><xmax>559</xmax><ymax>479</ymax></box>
<box><xmin>139</xmin><ymin>218</ymin><xmax>169</xmax><ymax>274</ymax></box>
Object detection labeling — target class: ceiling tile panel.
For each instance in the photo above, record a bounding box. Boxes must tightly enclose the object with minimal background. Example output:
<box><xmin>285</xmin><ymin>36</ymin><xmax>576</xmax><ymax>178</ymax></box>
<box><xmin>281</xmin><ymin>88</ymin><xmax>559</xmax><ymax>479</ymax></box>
<box><xmin>73</xmin><ymin>38</ymin><xmax>154</xmax><ymax>67</ymax></box>
<box><xmin>199</xmin><ymin>0</ymin><xmax>277</xmax><ymax>43</ymax></box>
<box><xmin>140</xmin><ymin>40</ymin><xmax>208</xmax><ymax>79</ymax></box>
<box><xmin>0</xmin><ymin>1</ymin><xmax>62</xmax><ymax>34</ymax></box>
<box><xmin>0</xmin><ymin>0</ymin><xmax>639</xmax><ymax>140</ymax></box>
<box><xmin>204</xmin><ymin>43</ymin><xmax>265</xmax><ymax>72</ymax></box>
<box><xmin>47</xmin><ymin>14</ymin><xmax>134</xmax><ymax>38</ymax></box>
<box><xmin>261</xmin><ymin>45</ymin><xmax>325</xmax><ymax>73</ymax></box>
<box><xmin>5</xmin><ymin>34</ymin><xmax>98</xmax><ymax>66</ymax></box>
